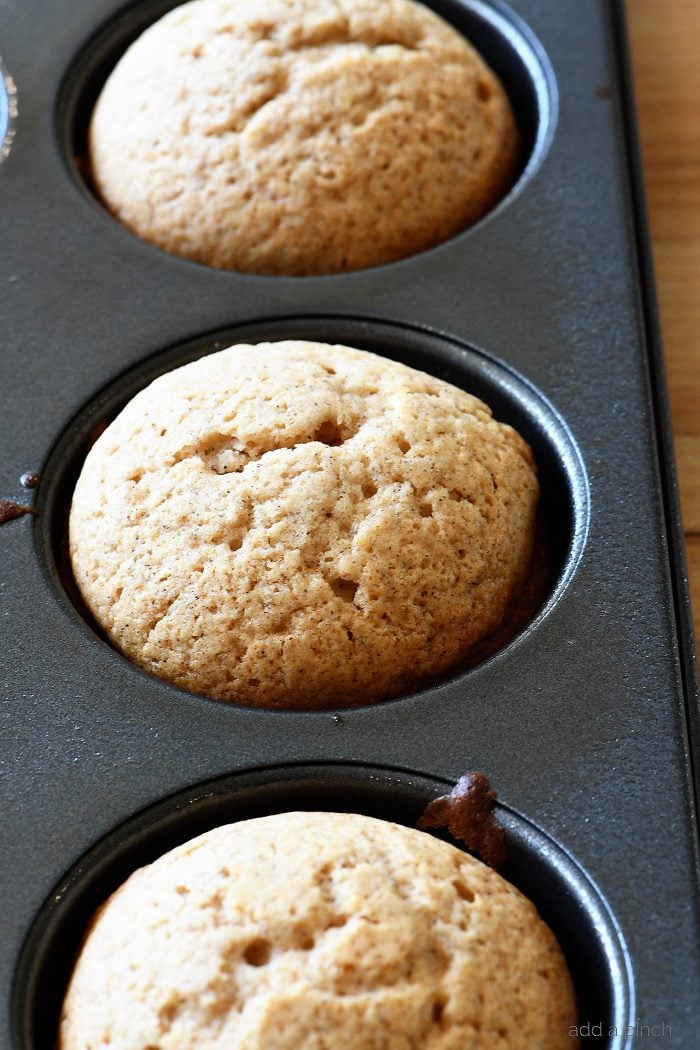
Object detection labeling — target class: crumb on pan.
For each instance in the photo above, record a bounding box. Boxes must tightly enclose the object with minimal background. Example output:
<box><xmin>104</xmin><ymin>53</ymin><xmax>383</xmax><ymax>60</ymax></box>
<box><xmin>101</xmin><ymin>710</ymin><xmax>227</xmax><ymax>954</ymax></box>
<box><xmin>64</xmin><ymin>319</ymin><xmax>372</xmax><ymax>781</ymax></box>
<box><xmin>418</xmin><ymin>771</ymin><xmax>507</xmax><ymax>870</ymax></box>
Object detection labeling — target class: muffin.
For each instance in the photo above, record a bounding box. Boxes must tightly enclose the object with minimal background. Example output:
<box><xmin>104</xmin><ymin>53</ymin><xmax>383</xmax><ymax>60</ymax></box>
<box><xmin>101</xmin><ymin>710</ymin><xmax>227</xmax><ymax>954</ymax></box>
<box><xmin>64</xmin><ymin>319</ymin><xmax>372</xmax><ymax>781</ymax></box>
<box><xmin>68</xmin><ymin>340</ymin><xmax>539</xmax><ymax>709</ymax></box>
<box><xmin>88</xmin><ymin>0</ymin><xmax>519</xmax><ymax>274</ymax></box>
<box><xmin>59</xmin><ymin>812</ymin><xmax>578</xmax><ymax>1049</ymax></box>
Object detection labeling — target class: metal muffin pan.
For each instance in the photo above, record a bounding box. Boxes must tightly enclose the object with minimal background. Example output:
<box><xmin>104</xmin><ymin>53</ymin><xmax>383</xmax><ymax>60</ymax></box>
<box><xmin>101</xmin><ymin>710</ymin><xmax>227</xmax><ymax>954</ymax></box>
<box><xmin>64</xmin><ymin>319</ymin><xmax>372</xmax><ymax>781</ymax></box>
<box><xmin>1</xmin><ymin>0</ymin><xmax>698</xmax><ymax>1047</ymax></box>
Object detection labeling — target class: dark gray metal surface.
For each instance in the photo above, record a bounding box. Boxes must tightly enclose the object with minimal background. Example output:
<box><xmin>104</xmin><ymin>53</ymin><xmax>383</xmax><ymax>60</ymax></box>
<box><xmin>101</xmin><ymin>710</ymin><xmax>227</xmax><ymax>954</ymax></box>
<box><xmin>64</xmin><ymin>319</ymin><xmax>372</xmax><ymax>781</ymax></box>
<box><xmin>1</xmin><ymin>0</ymin><xmax>698</xmax><ymax>1047</ymax></box>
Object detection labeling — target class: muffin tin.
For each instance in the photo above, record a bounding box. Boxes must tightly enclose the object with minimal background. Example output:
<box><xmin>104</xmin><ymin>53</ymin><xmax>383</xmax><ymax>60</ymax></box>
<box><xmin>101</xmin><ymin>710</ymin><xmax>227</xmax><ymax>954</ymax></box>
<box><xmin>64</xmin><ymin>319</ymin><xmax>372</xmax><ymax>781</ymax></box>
<box><xmin>1</xmin><ymin>0</ymin><xmax>699</xmax><ymax>1047</ymax></box>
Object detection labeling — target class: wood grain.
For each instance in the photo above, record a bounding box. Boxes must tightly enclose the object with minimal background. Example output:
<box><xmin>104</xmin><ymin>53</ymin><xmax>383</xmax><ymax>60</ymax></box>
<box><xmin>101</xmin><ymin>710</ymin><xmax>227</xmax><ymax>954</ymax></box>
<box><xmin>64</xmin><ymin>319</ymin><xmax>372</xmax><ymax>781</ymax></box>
<box><xmin>627</xmin><ymin>0</ymin><xmax>700</xmax><ymax>641</ymax></box>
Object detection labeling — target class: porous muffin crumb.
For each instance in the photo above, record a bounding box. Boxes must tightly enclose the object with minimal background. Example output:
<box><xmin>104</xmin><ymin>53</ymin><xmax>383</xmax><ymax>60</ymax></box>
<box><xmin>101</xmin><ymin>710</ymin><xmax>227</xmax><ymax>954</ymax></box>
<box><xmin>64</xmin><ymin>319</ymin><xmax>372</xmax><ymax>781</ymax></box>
<box><xmin>88</xmin><ymin>0</ymin><xmax>519</xmax><ymax>274</ymax></box>
<box><xmin>69</xmin><ymin>341</ymin><xmax>539</xmax><ymax>709</ymax></box>
<box><xmin>59</xmin><ymin>812</ymin><xmax>578</xmax><ymax>1049</ymax></box>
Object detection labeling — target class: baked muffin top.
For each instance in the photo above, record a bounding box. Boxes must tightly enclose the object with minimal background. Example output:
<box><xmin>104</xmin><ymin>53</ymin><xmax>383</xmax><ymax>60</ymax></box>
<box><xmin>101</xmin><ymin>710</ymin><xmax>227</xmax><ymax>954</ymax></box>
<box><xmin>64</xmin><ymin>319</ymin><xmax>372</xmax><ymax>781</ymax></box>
<box><xmin>88</xmin><ymin>0</ymin><xmax>519</xmax><ymax>274</ymax></box>
<box><xmin>69</xmin><ymin>341</ymin><xmax>539</xmax><ymax>708</ymax></box>
<box><xmin>59</xmin><ymin>811</ymin><xmax>577</xmax><ymax>1049</ymax></box>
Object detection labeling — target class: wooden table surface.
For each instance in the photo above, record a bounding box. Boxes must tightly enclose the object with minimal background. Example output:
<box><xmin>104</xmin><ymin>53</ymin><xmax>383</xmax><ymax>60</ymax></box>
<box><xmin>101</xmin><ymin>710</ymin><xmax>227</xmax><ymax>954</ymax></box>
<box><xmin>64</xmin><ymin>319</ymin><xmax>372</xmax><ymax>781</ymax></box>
<box><xmin>627</xmin><ymin>0</ymin><xmax>700</xmax><ymax>642</ymax></box>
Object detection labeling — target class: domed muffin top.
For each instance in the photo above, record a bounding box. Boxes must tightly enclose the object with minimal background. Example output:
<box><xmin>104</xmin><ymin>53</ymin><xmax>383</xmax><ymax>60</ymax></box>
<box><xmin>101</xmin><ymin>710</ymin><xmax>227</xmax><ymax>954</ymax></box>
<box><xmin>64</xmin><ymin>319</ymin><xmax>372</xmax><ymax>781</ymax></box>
<box><xmin>69</xmin><ymin>341</ymin><xmax>539</xmax><ymax>708</ymax></box>
<box><xmin>59</xmin><ymin>811</ymin><xmax>577</xmax><ymax>1049</ymax></box>
<box><xmin>88</xmin><ymin>0</ymin><xmax>519</xmax><ymax>273</ymax></box>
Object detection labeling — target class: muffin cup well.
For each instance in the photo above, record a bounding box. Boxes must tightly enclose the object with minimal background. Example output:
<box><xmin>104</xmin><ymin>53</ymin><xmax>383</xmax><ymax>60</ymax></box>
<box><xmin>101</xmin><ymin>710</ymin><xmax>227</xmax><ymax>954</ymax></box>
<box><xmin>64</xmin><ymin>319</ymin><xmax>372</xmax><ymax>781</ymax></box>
<box><xmin>37</xmin><ymin>317</ymin><xmax>588</xmax><ymax>706</ymax></box>
<box><xmin>12</xmin><ymin>763</ymin><xmax>632</xmax><ymax>1050</ymax></box>
<box><xmin>56</xmin><ymin>0</ymin><xmax>556</xmax><ymax>268</ymax></box>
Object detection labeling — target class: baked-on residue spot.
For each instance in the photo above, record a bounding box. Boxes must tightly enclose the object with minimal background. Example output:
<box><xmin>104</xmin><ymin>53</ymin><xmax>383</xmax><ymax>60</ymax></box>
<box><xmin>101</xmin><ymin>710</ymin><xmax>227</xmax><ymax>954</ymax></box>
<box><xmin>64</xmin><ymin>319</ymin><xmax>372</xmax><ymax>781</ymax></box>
<box><xmin>417</xmin><ymin>771</ymin><xmax>507</xmax><ymax>870</ymax></box>
<box><xmin>0</xmin><ymin>498</ymin><xmax>36</xmax><ymax>525</ymax></box>
<box><xmin>68</xmin><ymin>340</ymin><xmax>540</xmax><ymax>710</ymax></box>
<box><xmin>19</xmin><ymin>471</ymin><xmax>40</xmax><ymax>489</ymax></box>
<box><xmin>88</xmin><ymin>0</ymin><xmax>520</xmax><ymax>274</ymax></box>
<box><xmin>58</xmin><ymin>812</ymin><xmax>579</xmax><ymax>1050</ymax></box>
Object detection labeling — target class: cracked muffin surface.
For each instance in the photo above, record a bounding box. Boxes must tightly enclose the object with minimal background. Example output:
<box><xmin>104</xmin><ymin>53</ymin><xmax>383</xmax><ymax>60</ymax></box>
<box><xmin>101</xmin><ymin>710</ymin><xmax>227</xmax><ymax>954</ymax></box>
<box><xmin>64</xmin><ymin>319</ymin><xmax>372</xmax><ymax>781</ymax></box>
<box><xmin>69</xmin><ymin>340</ymin><xmax>539</xmax><ymax>708</ymax></box>
<box><xmin>88</xmin><ymin>0</ymin><xmax>519</xmax><ymax>274</ymax></box>
<box><xmin>59</xmin><ymin>812</ymin><xmax>578</xmax><ymax>1049</ymax></box>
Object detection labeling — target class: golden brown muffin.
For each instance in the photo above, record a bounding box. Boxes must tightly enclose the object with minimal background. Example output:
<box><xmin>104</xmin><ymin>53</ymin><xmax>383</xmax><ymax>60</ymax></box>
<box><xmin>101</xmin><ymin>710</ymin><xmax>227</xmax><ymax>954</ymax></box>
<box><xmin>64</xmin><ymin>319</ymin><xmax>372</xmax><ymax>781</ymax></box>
<box><xmin>68</xmin><ymin>341</ymin><xmax>539</xmax><ymax>708</ymax></box>
<box><xmin>88</xmin><ymin>0</ymin><xmax>519</xmax><ymax>274</ymax></box>
<box><xmin>59</xmin><ymin>812</ymin><xmax>578</xmax><ymax>1049</ymax></box>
